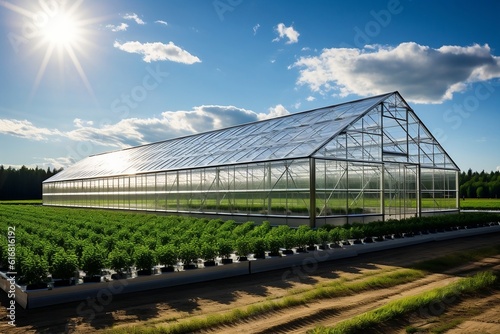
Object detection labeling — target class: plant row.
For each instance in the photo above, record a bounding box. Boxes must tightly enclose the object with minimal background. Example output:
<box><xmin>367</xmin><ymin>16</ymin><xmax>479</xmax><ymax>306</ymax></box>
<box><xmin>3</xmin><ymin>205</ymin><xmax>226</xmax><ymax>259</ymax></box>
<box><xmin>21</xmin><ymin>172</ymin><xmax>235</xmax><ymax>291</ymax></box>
<box><xmin>0</xmin><ymin>205</ymin><xmax>498</xmax><ymax>287</ymax></box>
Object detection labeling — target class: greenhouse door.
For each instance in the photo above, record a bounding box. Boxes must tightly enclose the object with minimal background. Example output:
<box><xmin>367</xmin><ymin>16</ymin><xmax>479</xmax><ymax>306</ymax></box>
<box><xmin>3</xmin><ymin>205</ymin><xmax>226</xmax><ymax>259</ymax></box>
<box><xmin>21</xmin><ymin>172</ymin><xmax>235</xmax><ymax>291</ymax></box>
<box><xmin>383</xmin><ymin>163</ymin><xmax>418</xmax><ymax>220</ymax></box>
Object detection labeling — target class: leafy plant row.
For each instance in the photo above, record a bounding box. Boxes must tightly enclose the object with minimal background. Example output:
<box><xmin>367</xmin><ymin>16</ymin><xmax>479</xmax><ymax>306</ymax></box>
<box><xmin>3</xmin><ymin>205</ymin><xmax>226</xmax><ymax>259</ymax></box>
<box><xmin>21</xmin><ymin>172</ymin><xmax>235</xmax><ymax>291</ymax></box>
<box><xmin>0</xmin><ymin>205</ymin><xmax>498</xmax><ymax>287</ymax></box>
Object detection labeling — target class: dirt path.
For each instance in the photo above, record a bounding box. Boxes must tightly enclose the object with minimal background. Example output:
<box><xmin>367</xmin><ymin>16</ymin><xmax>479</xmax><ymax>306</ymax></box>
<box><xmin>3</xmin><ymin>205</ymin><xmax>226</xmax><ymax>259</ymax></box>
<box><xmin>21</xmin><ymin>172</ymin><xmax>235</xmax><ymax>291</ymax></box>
<box><xmin>1</xmin><ymin>232</ymin><xmax>500</xmax><ymax>334</ymax></box>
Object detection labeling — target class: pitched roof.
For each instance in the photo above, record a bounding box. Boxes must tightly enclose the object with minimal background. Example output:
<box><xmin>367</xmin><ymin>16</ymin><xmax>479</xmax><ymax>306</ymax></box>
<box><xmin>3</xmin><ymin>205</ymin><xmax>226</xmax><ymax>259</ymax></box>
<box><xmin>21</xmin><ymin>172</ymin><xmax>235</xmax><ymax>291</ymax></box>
<box><xmin>44</xmin><ymin>92</ymin><xmax>458</xmax><ymax>183</ymax></box>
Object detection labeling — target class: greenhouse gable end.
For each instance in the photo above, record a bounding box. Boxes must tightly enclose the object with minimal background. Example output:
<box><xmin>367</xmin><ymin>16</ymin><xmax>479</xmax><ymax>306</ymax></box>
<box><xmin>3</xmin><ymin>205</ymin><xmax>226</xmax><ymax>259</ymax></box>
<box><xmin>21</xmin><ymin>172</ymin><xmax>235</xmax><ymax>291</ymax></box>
<box><xmin>43</xmin><ymin>92</ymin><xmax>460</xmax><ymax>227</ymax></box>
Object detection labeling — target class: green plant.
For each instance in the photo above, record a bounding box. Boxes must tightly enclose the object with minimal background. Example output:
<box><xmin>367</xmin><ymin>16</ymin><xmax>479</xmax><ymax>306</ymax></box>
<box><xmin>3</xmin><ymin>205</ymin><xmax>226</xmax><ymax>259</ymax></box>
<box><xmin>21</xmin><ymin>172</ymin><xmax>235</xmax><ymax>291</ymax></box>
<box><xmin>134</xmin><ymin>245</ymin><xmax>156</xmax><ymax>271</ymax></box>
<box><xmin>51</xmin><ymin>248</ymin><xmax>78</xmax><ymax>279</ymax></box>
<box><xmin>107</xmin><ymin>248</ymin><xmax>132</xmax><ymax>273</ymax></box>
<box><xmin>80</xmin><ymin>244</ymin><xmax>105</xmax><ymax>276</ymax></box>
<box><xmin>217</xmin><ymin>239</ymin><xmax>233</xmax><ymax>259</ymax></box>
<box><xmin>155</xmin><ymin>244</ymin><xmax>177</xmax><ymax>267</ymax></box>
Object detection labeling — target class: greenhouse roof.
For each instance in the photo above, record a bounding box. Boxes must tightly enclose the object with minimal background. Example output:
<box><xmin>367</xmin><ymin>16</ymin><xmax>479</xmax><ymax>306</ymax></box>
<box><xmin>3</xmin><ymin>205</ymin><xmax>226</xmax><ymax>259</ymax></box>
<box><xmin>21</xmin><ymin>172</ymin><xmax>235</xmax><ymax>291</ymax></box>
<box><xmin>44</xmin><ymin>92</ymin><xmax>458</xmax><ymax>183</ymax></box>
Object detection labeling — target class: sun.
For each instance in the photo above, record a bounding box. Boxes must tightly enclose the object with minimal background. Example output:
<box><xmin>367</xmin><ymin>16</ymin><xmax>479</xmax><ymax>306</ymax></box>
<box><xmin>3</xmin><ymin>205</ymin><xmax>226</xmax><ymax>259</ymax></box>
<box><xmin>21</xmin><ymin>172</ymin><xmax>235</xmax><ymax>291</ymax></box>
<box><xmin>41</xmin><ymin>12</ymin><xmax>81</xmax><ymax>48</ymax></box>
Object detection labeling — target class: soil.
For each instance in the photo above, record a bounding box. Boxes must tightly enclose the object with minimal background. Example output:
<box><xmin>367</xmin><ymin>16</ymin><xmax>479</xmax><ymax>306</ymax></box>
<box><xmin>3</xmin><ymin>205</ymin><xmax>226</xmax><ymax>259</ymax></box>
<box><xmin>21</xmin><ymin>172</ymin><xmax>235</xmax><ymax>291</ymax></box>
<box><xmin>1</xmin><ymin>232</ymin><xmax>500</xmax><ymax>334</ymax></box>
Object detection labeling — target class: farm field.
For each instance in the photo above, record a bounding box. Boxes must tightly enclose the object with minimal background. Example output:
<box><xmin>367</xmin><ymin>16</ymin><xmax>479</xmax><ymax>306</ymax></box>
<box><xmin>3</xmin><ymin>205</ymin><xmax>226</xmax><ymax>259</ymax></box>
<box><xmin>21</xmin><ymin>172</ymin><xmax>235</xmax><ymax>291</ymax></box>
<box><xmin>0</xmin><ymin>231</ymin><xmax>498</xmax><ymax>333</ymax></box>
<box><xmin>459</xmin><ymin>198</ymin><xmax>500</xmax><ymax>210</ymax></box>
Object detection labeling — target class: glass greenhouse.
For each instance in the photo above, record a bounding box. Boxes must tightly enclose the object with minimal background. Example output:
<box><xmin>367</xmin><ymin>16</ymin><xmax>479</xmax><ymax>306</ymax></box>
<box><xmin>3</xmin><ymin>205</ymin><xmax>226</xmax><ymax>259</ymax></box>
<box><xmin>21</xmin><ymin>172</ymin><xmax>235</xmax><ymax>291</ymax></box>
<box><xmin>43</xmin><ymin>92</ymin><xmax>459</xmax><ymax>227</ymax></box>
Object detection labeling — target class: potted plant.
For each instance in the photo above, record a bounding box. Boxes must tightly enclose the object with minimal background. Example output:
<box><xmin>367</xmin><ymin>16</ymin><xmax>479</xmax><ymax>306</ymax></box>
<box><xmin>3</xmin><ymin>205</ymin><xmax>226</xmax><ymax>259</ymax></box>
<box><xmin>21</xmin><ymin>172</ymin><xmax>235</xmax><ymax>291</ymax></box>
<box><xmin>317</xmin><ymin>229</ymin><xmax>330</xmax><ymax>249</ymax></box>
<box><xmin>235</xmin><ymin>238</ymin><xmax>251</xmax><ymax>261</ymax></box>
<box><xmin>81</xmin><ymin>245</ymin><xmax>105</xmax><ymax>282</ymax></box>
<box><xmin>20</xmin><ymin>251</ymin><xmax>49</xmax><ymax>289</ymax></box>
<box><xmin>266</xmin><ymin>235</ymin><xmax>281</xmax><ymax>257</ymax></box>
<box><xmin>305</xmin><ymin>230</ymin><xmax>319</xmax><ymax>251</ymax></box>
<box><xmin>250</xmin><ymin>237</ymin><xmax>267</xmax><ymax>259</ymax></box>
<box><xmin>108</xmin><ymin>248</ymin><xmax>132</xmax><ymax>279</ymax></box>
<box><xmin>200</xmin><ymin>242</ymin><xmax>217</xmax><ymax>267</ymax></box>
<box><xmin>51</xmin><ymin>248</ymin><xmax>79</xmax><ymax>286</ymax></box>
<box><xmin>155</xmin><ymin>244</ymin><xmax>177</xmax><ymax>272</ymax></box>
<box><xmin>217</xmin><ymin>239</ymin><xmax>234</xmax><ymax>264</ymax></box>
<box><xmin>134</xmin><ymin>245</ymin><xmax>156</xmax><ymax>275</ymax></box>
<box><xmin>281</xmin><ymin>230</ymin><xmax>297</xmax><ymax>254</ymax></box>
<box><xmin>178</xmin><ymin>243</ymin><xmax>199</xmax><ymax>269</ymax></box>
<box><xmin>328</xmin><ymin>227</ymin><xmax>342</xmax><ymax>248</ymax></box>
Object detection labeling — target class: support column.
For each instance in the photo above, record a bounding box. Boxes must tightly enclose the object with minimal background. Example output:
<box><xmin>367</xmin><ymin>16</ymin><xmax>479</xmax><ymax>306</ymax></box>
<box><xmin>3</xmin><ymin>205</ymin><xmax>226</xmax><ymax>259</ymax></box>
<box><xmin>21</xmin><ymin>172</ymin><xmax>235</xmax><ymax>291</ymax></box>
<box><xmin>309</xmin><ymin>158</ymin><xmax>316</xmax><ymax>228</ymax></box>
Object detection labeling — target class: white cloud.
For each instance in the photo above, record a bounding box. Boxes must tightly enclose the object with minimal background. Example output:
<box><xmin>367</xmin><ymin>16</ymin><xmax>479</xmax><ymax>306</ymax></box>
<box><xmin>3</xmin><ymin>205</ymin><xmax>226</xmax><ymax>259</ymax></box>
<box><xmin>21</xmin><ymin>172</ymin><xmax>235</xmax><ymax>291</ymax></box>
<box><xmin>123</xmin><ymin>13</ymin><xmax>145</xmax><ymax>25</ymax></box>
<box><xmin>106</xmin><ymin>23</ymin><xmax>128</xmax><ymax>32</ymax></box>
<box><xmin>497</xmin><ymin>166</ymin><xmax>500</xmax><ymax>172</ymax></box>
<box><xmin>292</xmin><ymin>42</ymin><xmax>500</xmax><ymax>104</ymax></box>
<box><xmin>306</xmin><ymin>96</ymin><xmax>315</xmax><ymax>102</ymax></box>
<box><xmin>0</xmin><ymin>105</ymin><xmax>288</xmax><ymax>163</ymax></box>
<box><xmin>253</xmin><ymin>23</ymin><xmax>260</xmax><ymax>35</ymax></box>
<box><xmin>273</xmin><ymin>23</ymin><xmax>299</xmax><ymax>44</ymax></box>
<box><xmin>0</xmin><ymin>119</ymin><xmax>63</xmax><ymax>140</ymax></box>
<box><xmin>261</xmin><ymin>104</ymin><xmax>290</xmax><ymax>119</ymax></box>
<box><xmin>113</xmin><ymin>41</ymin><xmax>201</xmax><ymax>64</ymax></box>
<box><xmin>155</xmin><ymin>20</ymin><xmax>168</xmax><ymax>26</ymax></box>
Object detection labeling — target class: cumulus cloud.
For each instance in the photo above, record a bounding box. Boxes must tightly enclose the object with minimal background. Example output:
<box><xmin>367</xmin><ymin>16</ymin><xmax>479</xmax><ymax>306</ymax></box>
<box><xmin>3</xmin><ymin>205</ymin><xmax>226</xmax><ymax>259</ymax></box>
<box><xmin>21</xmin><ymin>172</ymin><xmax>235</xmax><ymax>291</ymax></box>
<box><xmin>113</xmin><ymin>41</ymin><xmax>201</xmax><ymax>64</ymax></box>
<box><xmin>0</xmin><ymin>119</ymin><xmax>63</xmax><ymax>140</ymax></box>
<box><xmin>273</xmin><ymin>23</ymin><xmax>299</xmax><ymax>44</ymax></box>
<box><xmin>106</xmin><ymin>23</ymin><xmax>128</xmax><ymax>32</ymax></box>
<box><xmin>123</xmin><ymin>13</ymin><xmax>145</xmax><ymax>25</ymax></box>
<box><xmin>155</xmin><ymin>20</ymin><xmax>168</xmax><ymax>26</ymax></box>
<box><xmin>306</xmin><ymin>96</ymin><xmax>315</xmax><ymax>102</ymax></box>
<box><xmin>0</xmin><ymin>104</ymin><xmax>288</xmax><ymax>158</ymax></box>
<box><xmin>261</xmin><ymin>104</ymin><xmax>290</xmax><ymax>119</ymax></box>
<box><xmin>293</xmin><ymin>42</ymin><xmax>500</xmax><ymax>104</ymax></box>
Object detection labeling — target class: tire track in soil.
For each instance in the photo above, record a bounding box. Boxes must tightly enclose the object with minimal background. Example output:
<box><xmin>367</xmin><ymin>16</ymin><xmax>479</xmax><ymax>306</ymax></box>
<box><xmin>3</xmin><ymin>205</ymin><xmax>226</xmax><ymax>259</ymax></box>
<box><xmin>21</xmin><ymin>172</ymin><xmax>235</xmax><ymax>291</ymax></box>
<box><xmin>205</xmin><ymin>256</ymin><xmax>500</xmax><ymax>334</ymax></box>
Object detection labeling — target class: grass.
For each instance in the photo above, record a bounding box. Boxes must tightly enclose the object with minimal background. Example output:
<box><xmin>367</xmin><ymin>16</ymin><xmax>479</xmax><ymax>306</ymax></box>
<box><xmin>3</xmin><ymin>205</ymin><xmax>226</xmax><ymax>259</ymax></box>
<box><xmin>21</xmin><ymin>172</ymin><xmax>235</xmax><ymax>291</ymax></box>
<box><xmin>0</xmin><ymin>199</ymin><xmax>42</xmax><ymax>204</ymax></box>
<box><xmin>460</xmin><ymin>198</ymin><xmax>500</xmax><ymax>210</ymax></box>
<box><xmin>104</xmin><ymin>246</ymin><xmax>500</xmax><ymax>334</ymax></box>
<box><xmin>310</xmin><ymin>271</ymin><xmax>498</xmax><ymax>334</ymax></box>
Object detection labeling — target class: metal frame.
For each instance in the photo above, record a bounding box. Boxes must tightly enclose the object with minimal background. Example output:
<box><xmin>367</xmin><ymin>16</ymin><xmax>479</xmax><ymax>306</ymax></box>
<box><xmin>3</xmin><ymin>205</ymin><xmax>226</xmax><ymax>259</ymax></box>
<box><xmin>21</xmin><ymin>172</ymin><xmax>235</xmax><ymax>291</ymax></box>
<box><xmin>43</xmin><ymin>92</ymin><xmax>460</xmax><ymax>227</ymax></box>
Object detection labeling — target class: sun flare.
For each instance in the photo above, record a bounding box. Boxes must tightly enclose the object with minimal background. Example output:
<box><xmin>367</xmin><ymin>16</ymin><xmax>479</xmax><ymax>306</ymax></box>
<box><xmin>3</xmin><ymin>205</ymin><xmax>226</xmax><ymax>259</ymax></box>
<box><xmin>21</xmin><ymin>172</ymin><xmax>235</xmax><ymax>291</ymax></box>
<box><xmin>41</xmin><ymin>12</ymin><xmax>81</xmax><ymax>47</ymax></box>
<box><xmin>0</xmin><ymin>0</ymin><xmax>98</xmax><ymax>102</ymax></box>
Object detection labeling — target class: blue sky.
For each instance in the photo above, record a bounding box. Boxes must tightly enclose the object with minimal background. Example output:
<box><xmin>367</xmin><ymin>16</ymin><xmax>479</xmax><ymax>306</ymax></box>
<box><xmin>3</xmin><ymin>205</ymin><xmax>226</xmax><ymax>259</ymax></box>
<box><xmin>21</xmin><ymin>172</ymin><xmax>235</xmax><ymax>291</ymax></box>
<box><xmin>0</xmin><ymin>0</ymin><xmax>499</xmax><ymax>172</ymax></box>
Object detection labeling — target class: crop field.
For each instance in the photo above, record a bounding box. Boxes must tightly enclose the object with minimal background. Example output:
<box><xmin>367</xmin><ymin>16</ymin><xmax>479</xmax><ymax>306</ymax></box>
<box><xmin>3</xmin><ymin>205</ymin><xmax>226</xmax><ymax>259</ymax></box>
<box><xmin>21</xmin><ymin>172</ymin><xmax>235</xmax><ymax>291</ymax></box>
<box><xmin>459</xmin><ymin>198</ymin><xmax>500</xmax><ymax>210</ymax></box>
<box><xmin>0</xmin><ymin>204</ymin><xmax>499</xmax><ymax>333</ymax></box>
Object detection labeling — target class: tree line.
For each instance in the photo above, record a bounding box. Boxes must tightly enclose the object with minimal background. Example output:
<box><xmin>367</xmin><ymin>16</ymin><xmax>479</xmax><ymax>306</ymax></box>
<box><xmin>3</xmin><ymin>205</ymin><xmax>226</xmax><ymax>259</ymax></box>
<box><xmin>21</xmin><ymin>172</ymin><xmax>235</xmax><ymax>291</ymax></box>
<box><xmin>0</xmin><ymin>166</ymin><xmax>499</xmax><ymax>200</ymax></box>
<box><xmin>0</xmin><ymin>165</ymin><xmax>62</xmax><ymax>200</ymax></box>
<box><xmin>459</xmin><ymin>169</ymin><xmax>500</xmax><ymax>199</ymax></box>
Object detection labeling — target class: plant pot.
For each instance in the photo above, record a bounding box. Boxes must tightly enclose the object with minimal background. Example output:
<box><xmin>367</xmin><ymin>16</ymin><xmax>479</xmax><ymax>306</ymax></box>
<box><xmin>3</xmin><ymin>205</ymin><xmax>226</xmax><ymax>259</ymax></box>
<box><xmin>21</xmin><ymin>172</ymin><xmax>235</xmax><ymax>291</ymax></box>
<box><xmin>383</xmin><ymin>235</ymin><xmax>393</xmax><ymax>240</ymax></box>
<box><xmin>329</xmin><ymin>242</ymin><xmax>342</xmax><ymax>248</ymax></box>
<box><xmin>53</xmin><ymin>279</ymin><xmax>72</xmax><ymax>287</ymax></box>
<box><xmin>137</xmin><ymin>269</ymin><xmax>152</xmax><ymax>276</ymax></box>
<box><xmin>362</xmin><ymin>237</ymin><xmax>374</xmax><ymax>243</ymax></box>
<box><xmin>26</xmin><ymin>282</ymin><xmax>48</xmax><ymax>290</ymax></box>
<box><xmin>238</xmin><ymin>256</ymin><xmax>248</xmax><ymax>261</ymax></box>
<box><xmin>282</xmin><ymin>249</ymin><xmax>294</xmax><ymax>255</ymax></box>
<box><xmin>268</xmin><ymin>252</ymin><xmax>281</xmax><ymax>257</ymax></box>
<box><xmin>221</xmin><ymin>258</ymin><xmax>233</xmax><ymax>264</ymax></box>
<box><xmin>111</xmin><ymin>272</ymin><xmax>128</xmax><ymax>280</ymax></box>
<box><xmin>306</xmin><ymin>245</ymin><xmax>317</xmax><ymax>251</ymax></box>
<box><xmin>319</xmin><ymin>244</ymin><xmax>329</xmax><ymax>250</ymax></box>
<box><xmin>161</xmin><ymin>266</ymin><xmax>175</xmax><ymax>272</ymax></box>
<box><xmin>254</xmin><ymin>252</ymin><xmax>266</xmax><ymax>259</ymax></box>
<box><xmin>403</xmin><ymin>232</ymin><xmax>414</xmax><ymax>238</ymax></box>
<box><xmin>83</xmin><ymin>275</ymin><xmax>102</xmax><ymax>283</ymax></box>
<box><xmin>296</xmin><ymin>247</ymin><xmax>308</xmax><ymax>253</ymax></box>
<box><xmin>393</xmin><ymin>233</ymin><xmax>403</xmax><ymax>239</ymax></box>
<box><xmin>341</xmin><ymin>240</ymin><xmax>350</xmax><ymax>246</ymax></box>
<box><xmin>203</xmin><ymin>260</ymin><xmax>217</xmax><ymax>267</ymax></box>
<box><xmin>183</xmin><ymin>264</ymin><xmax>197</xmax><ymax>270</ymax></box>
<box><xmin>351</xmin><ymin>239</ymin><xmax>362</xmax><ymax>245</ymax></box>
<box><xmin>374</xmin><ymin>236</ymin><xmax>384</xmax><ymax>242</ymax></box>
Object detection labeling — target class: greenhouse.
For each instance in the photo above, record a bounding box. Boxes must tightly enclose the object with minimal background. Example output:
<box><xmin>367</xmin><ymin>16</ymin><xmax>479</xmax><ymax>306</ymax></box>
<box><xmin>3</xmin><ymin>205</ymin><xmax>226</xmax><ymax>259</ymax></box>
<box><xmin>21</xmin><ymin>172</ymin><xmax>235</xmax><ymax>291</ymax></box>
<box><xmin>43</xmin><ymin>92</ymin><xmax>460</xmax><ymax>227</ymax></box>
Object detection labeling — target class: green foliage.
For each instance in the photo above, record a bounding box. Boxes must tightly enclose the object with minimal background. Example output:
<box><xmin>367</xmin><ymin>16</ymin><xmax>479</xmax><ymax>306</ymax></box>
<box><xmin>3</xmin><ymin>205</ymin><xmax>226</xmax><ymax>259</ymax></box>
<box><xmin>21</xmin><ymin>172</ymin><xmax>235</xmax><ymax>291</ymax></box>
<box><xmin>200</xmin><ymin>242</ymin><xmax>217</xmax><ymax>261</ymax></box>
<box><xmin>51</xmin><ymin>248</ymin><xmax>78</xmax><ymax>279</ymax></box>
<box><xmin>80</xmin><ymin>244</ymin><xmax>105</xmax><ymax>276</ymax></box>
<box><xmin>134</xmin><ymin>245</ymin><xmax>156</xmax><ymax>271</ymax></box>
<box><xmin>107</xmin><ymin>248</ymin><xmax>131</xmax><ymax>272</ymax></box>
<box><xmin>179</xmin><ymin>242</ymin><xmax>200</xmax><ymax>265</ymax></box>
<box><xmin>155</xmin><ymin>244</ymin><xmax>177</xmax><ymax>267</ymax></box>
<box><xmin>235</xmin><ymin>237</ymin><xmax>251</xmax><ymax>257</ymax></box>
<box><xmin>21</xmin><ymin>251</ymin><xmax>49</xmax><ymax>285</ymax></box>
<box><xmin>217</xmin><ymin>239</ymin><xmax>233</xmax><ymax>259</ymax></box>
